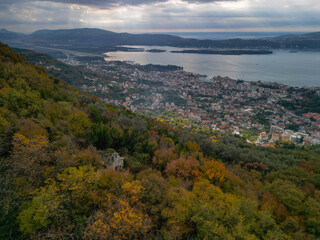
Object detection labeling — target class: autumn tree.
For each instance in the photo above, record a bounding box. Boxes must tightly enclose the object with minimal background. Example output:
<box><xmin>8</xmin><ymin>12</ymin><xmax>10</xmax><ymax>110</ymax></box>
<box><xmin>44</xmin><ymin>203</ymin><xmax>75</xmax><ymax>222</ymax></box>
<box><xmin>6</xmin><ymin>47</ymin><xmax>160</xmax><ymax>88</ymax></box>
<box><xmin>72</xmin><ymin>145</ymin><xmax>102</xmax><ymax>167</ymax></box>
<box><xmin>165</xmin><ymin>158</ymin><xmax>200</xmax><ymax>181</ymax></box>
<box><xmin>200</xmin><ymin>159</ymin><xmax>228</xmax><ymax>184</ymax></box>
<box><xmin>67</xmin><ymin>108</ymin><xmax>91</xmax><ymax>139</ymax></box>
<box><xmin>57</xmin><ymin>166</ymin><xmax>97</xmax><ymax>214</ymax></box>
<box><xmin>184</xmin><ymin>141</ymin><xmax>200</xmax><ymax>152</ymax></box>
<box><xmin>85</xmin><ymin>181</ymin><xmax>151</xmax><ymax>239</ymax></box>
<box><xmin>10</xmin><ymin>133</ymin><xmax>51</xmax><ymax>190</ymax></box>
<box><xmin>152</xmin><ymin>149</ymin><xmax>177</xmax><ymax>171</ymax></box>
<box><xmin>84</xmin><ymin>201</ymin><xmax>151</xmax><ymax>240</ymax></box>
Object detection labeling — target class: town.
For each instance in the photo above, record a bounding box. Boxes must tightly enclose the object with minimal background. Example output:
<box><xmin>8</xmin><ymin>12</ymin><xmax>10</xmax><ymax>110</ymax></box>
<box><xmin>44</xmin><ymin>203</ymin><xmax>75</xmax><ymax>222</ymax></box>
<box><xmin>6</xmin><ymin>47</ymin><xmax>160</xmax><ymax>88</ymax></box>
<box><xmin>54</xmin><ymin>56</ymin><xmax>320</xmax><ymax>146</ymax></box>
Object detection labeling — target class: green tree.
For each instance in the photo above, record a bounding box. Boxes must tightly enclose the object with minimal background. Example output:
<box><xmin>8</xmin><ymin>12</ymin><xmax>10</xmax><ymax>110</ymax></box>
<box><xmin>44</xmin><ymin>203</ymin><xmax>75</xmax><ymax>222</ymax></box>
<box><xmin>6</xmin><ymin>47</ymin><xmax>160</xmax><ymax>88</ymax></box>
<box><xmin>18</xmin><ymin>184</ymin><xmax>61</xmax><ymax>234</ymax></box>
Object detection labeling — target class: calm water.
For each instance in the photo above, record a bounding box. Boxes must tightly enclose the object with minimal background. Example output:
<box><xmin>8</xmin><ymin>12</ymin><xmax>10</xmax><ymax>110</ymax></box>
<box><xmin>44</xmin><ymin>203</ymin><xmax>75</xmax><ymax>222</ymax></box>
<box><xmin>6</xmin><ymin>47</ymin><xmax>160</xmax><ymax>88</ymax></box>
<box><xmin>105</xmin><ymin>46</ymin><xmax>320</xmax><ymax>87</ymax></box>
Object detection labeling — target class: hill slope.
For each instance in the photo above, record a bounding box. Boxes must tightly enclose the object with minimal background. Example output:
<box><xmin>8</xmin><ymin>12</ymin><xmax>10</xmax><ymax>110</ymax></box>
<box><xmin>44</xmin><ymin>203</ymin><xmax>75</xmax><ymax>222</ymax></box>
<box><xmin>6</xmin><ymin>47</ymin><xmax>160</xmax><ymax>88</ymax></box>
<box><xmin>1</xmin><ymin>42</ymin><xmax>320</xmax><ymax>239</ymax></box>
<box><xmin>2</xmin><ymin>28</ymin><xmax>320</xmax><ymax>54</ymax></box>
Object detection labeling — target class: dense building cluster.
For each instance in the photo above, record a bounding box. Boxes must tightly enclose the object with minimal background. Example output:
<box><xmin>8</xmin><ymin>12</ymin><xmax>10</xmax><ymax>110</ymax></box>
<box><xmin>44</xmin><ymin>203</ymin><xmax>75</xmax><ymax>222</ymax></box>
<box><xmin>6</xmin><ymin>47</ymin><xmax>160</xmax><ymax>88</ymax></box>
<box><xmin>256</xmin><ymin>125</ymin><xmax>320</xmax><ymax>146</ymax></box>
<box><xmin>70</xmin><ymin>58</ymin><xmax>320</xmax><ymax>145</ymax></box>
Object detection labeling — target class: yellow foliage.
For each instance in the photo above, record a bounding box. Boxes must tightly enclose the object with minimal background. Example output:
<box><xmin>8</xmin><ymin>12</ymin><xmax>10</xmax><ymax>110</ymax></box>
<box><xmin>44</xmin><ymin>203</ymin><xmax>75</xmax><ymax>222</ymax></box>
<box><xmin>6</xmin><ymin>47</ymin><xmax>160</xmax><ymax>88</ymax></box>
<box><xmin>0</xmin><ymin>109</ymin><xmax>10</xmax><ymax>134</ymax></box>
<box><xmin>16</xmin><ymin>118</ymin><xmax>48</xmax><ymax>138</ymax></box>
<box><xmin>210</xmin><ymin>136</ymin><xmax>218</xmax><ymax>143</ymax></box>
<box><xmin>121</xmin><ymin>181</ymin><xmax>144</xmax><ymax>204</ymax></box>
<box><xmin>67</xmin><ymin>109</ymin><xmax>91</xmax><ymax>137</ymax></box>
<box><xmin>57</xmin><ymin>165</ymin><xmax>97</xmax><ymax>213</ymax></box>
<box><xmin>13</xmin><ymin>133</ymin><xmax>49</xmax><ymax>150</ymax></box>
<box><xmin>58</xmin><ymin>165</ymin><xmax>96</xmax><ymax>193</ymax></box>
<box><xmin>184</xmin><ymin>141</ymin><xmax>201</xmax><ymax>152</ymax></box>
<box><xmin>84</xmin><ymin>199</ymin><xmax>151</xmax><ymax>240</ymax></box>
<box><xmin>11</xmin><ymin>133</ymin><xmax>50</xmax><ymax>187</ymax></box>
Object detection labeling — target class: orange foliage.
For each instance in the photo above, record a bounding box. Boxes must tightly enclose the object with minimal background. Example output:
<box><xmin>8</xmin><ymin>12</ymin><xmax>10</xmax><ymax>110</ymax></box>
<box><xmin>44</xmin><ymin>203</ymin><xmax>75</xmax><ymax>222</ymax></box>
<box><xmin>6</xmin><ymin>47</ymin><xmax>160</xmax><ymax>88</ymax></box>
<box><xmin>201</xmin><ymin>159</ymin><xmax>228</xmax><ymax>184</ymax></box>
<box><xmin>165</xmin><ymin>158</ymin><xmax>200</xmax><ymax>180</ymax></box>
<box><xmin>152</xmin><ymin>149</ymin><xmax>177</xmax><ymax>171</ymax></box>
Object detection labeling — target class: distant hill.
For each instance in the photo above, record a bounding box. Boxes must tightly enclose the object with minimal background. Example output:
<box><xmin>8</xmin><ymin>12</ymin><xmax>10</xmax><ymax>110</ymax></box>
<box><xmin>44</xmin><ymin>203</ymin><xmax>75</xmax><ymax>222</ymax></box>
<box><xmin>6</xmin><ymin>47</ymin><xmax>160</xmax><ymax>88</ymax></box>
<box><xmin>0</xmin><ymin>28</ymin><xmax>320</xmax><ymax>54</ymax></box>
<box><xmin>274</xmin><ymin>32</ymin><xmax>320</xmax><ymax>40</ymax></box>
<box><xmin>0</xmin><ymin>28</ymin><xmax>26</xmax><ymax>42</ymax></box>
<box><xmin>266</xmin><ymin>31</ymin><xmax>320</xmax><ymax>48</ymax></box>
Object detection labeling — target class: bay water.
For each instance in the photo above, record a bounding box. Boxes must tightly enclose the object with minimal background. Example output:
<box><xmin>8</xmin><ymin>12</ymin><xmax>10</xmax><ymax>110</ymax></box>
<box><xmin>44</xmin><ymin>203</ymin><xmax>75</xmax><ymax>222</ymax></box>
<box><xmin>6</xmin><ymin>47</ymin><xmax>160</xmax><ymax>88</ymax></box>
<box><xmin>105</xmin><ymin>45</ymin><xmax>320</xmax><ymax>87</ymax></box>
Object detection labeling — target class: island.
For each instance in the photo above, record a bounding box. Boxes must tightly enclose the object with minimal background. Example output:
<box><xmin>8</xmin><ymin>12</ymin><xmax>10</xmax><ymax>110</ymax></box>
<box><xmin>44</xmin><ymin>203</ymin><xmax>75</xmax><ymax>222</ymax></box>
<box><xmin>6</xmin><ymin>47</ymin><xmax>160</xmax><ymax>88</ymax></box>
<box><xmin>114</xmin><ymin>47</ymin><xmax>145</xmax><ymax>52</ymax></box>
<box><xmin>146</xmin><ymin>49</ymin><xmax>167</xmax><ymax>53</ymax></box>
<box><xmin>170</xmin><ymin>49</ymin><xmax>273</xmax><ymax>55</ymax></box>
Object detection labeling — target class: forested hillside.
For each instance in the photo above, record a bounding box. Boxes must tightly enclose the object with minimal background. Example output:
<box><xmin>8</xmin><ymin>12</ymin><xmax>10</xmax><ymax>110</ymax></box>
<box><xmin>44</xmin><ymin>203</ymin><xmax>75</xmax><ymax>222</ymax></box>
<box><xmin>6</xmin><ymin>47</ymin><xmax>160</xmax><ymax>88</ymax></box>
<box><xmin>1</xmin><ymin>42</ymin><xmax>320</xmax><ymax>240</ymax></box>
<box><xmin>1</xmin><ymin>28</ymin><xmax>320</xmax><ymax>53</ymax></box>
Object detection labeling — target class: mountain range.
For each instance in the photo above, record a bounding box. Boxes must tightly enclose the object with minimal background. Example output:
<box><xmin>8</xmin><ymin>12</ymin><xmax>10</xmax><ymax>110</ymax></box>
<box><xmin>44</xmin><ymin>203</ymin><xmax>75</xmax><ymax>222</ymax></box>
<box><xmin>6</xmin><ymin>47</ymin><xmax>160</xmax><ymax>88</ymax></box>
<box><xmin>1</xmin><ymin>28</ymin><xmax>320</xmax><ymax>54</ymax></box>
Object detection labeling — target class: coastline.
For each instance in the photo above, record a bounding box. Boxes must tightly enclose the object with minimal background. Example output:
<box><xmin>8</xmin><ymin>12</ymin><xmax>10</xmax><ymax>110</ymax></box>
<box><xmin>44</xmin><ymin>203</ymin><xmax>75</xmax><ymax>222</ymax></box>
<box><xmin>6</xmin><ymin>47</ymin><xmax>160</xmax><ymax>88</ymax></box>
<box><xmin>104</xmin><ymin>47</ymin><xmax>320</xmax><ymax>88</ymax></box>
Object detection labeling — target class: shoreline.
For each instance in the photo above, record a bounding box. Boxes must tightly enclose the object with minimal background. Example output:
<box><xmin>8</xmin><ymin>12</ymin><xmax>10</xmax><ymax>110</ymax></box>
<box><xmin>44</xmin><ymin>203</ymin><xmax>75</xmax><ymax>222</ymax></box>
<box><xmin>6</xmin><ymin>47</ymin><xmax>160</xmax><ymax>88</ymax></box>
<box><xmin>103</xmin><ymin>48</ymin><xmax>320</xmax><ymax>88</ymax></box>
<box><xmin>103</xmin><ymin>58</ymin><xmax>320</xmax><ymax>90</ymax></box>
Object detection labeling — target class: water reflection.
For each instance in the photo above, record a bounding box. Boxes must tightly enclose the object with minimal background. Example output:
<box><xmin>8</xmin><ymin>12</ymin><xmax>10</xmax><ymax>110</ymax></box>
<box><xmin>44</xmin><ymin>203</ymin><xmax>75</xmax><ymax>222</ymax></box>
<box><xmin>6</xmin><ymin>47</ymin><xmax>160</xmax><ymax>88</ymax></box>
<box><xmin>105</xmin><ymin>46</ymin><xmax>320</xmax><ymax>87</ymax></box>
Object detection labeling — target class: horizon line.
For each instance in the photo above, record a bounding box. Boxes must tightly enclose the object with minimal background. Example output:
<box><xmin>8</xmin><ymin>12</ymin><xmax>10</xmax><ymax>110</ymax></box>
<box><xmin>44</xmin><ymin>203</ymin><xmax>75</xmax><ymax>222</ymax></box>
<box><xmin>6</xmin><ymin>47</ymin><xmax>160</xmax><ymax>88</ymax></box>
<box><xmin>2</xmin><ymin>26</ymin><xmax>320</xmax><ymax>34</ymax></box>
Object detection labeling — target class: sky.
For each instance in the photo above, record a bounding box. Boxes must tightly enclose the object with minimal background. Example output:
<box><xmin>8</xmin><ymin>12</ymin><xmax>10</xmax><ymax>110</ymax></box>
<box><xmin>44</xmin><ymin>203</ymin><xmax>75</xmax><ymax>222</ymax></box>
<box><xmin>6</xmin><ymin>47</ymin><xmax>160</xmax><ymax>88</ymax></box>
<box><xmin>0</xmin><ymin>0</ymin><xmax>320</xmax><ymax>33</ymax></box>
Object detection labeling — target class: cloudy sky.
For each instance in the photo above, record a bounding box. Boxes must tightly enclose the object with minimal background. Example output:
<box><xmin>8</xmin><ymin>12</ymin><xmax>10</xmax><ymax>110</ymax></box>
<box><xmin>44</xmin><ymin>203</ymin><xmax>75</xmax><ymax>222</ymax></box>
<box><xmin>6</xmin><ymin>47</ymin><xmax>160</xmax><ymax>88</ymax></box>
<box><xmin>0</xmin><ymin>0</ymin><xmax>320</xmax><ymax>33</ymax></box>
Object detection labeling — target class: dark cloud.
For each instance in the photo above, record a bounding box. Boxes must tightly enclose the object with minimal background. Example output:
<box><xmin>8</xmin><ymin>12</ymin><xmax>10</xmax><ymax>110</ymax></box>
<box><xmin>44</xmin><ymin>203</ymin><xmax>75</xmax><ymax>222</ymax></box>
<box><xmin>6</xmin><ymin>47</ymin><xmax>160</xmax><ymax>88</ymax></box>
<box><xmin>44</xmin><ymin>0</ymin><xmax>167</xmax><ymax>7</ymax></box>
<box><xmin>182</xmin><ymin>0</ymin><xmax>235</xmax><ymax>2</ymax></box>
<box><xmin>0</xmin><ymin>0</ymin><xmax>167</xmax><ymax>8</ymax></box>
<box><xmin>0</xmin><ymin>0</ymin><xmax>236</xmax><ymax>9</ymax></box>
<box><xmin>0</xmin><ymin>0</ymin><xmax>319</xmax><ymax>33</ymax></box>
